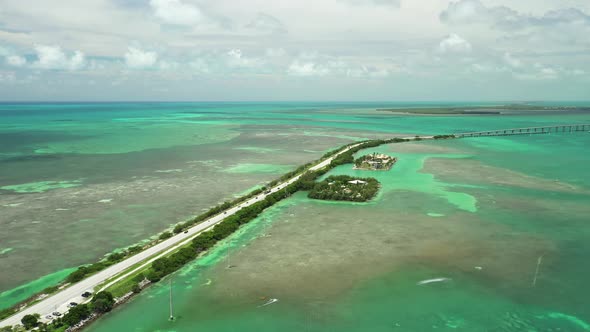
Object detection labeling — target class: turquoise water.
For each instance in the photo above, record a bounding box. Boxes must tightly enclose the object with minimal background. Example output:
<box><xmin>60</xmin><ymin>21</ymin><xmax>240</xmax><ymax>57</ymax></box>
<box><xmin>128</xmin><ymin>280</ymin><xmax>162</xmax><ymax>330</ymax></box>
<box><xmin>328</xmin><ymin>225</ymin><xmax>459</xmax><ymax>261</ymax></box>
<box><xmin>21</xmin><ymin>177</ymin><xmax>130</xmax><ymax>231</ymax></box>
<box><xmin>0</xmin><ymin>268</ymin><xmax>76</xmax><ymax>309</ymax></box>
<box><xmin>2</xmin><ymin>102</ymin><xmax>590</xmax><ymax>331</ymax></box>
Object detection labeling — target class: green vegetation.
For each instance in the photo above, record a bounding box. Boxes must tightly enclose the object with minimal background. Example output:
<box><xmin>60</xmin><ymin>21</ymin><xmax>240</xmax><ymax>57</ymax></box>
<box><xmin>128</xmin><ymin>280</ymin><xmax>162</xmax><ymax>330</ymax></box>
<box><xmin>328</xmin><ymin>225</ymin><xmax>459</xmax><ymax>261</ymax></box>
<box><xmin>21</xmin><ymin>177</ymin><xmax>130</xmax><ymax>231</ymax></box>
<box><xmin>158</xmin><ymin>231</ymin><xmax>173</xmax><ymax>241</ymax></box>
<box><xmin>20</xmin><ymin>314</ymin><xmax>39</xmax><ymax>329</ymax></box>
<box><xmin>376</xmin><ymin>104</ymin><xmax>590</xmax><ymax>115</ymax></box>
<box><xmin>5</xmin><ymin>292</ymin><xmax>114</xmax><ymax>331</ymax></box>
<box><xmin>173</xmin><ymin>223</ymin><xmax>186</xmax><ymax>234</ymax></box>
<box><xmin>354</xmin><ymin>153</ymin><xmax>396</xmax><ymax>171</ymax></box>
<box><xmin>377</xmin><ymin>107</ymin><xmax>502</xmax><ymax>115</ymax></box>
<box><xmin>0</xmin><ymin>139</ymin><xmax>390</xmax><ymax>323</ymax></box>
<box><xmin>433</xmin><ymin>134</ymin><xmax>456</xmax><ymax>139</ymax></box>
<box><xmin>141</xmin><ymin>139</ymin><xmax>411</xmax><ymax>283</ymax></box>
<box><xmin>308</xmin><ymin>176</ymin><xmax>380</xmax><ymax>202</ymax></box>
<box><xmin>91</xmin><ymin>292</ymin><xmax>115</xmax><ymax>313</ymax></box>
<box><xmin>61</xmin><ymin>304</ymin><xmax>90</xmax><ymax>326</ymax></box>
<box><xmin>0</xmin><ymin>308</ymin><xmax>17</xmax><ymax>322</ymax></box>
<box><xmin>3</xmin><ymin>136</ymin><xmax>429</xmax><ymax>332</ymax></box>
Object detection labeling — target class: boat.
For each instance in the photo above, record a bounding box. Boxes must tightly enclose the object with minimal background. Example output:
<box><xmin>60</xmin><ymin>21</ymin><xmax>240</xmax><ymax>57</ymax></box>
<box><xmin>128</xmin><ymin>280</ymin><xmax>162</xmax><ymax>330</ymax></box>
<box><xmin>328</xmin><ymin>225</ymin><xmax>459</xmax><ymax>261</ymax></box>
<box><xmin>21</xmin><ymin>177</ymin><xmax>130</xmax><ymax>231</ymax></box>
<box><xmin>416</xmin><ymin>278</ymin><xmax>451</xmax><ymax>285</ymax></box>
<box><xmin>258</xmin><ymin>298</ymin><xmax>279</xmax><ymax>307</ymax></box>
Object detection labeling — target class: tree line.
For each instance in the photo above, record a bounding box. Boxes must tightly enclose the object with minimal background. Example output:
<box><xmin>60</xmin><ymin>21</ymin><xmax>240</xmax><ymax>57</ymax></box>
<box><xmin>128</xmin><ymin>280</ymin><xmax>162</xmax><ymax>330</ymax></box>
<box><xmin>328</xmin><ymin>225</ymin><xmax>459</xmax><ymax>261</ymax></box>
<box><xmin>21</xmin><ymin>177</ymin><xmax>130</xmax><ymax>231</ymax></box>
<box><xmin>308</xmin><ymin>175</ymin><xmax>380</xmax><ymax>202</ymax></box>
<box><xmin>11</xmin><ymin>291</ymin><xmax>115</xmax><ymax>332</ymax></box>
<box><xmin>5</xmin><ymin>134</ymin><xmax>454</xmax><ymax>331</ymax></box>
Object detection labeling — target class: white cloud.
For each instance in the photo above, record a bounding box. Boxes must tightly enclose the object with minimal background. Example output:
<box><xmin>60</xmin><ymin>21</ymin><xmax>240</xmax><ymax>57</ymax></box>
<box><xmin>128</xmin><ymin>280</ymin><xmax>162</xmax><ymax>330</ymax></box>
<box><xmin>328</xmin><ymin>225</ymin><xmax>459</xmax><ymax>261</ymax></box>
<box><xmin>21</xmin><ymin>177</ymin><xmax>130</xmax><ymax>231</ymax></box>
<box><xmin>438</xmin><ymin>33</ymin><xmax>472</xmax><ymax>53</ymax></box>
<box><xmin>339</xmin><ymin>0</ymin><xmax>400</xmax><ymax>7</ymax></box>
<box><xmin>440</xmin><ymin>0</ymin><xmax>490</xmax><ymax>24</ymax></box>
<box><xmin>503</xmin><ymin>53</ymin><xmax>522</xmax><ymax>68</ymax></box>
<box><xmin>70</xmin><ymin>51</ymin><xmax>86</xmax><ymax>70</ymax></box>
<box><xmin>534</xmin><ymin>64</ymin><xmax>559</xmax><ymax>80</ymax></box>
<box><xmin>150</xmin><ymin>0</ymin><xmax>203</xmax><ymax>26</ymax></box>
<box><xmin>6</xmin><ymin>55</ymin><xmax>26</xmax><ymax>67</ymax></box>
<box><xmin>125</xmin><ymin>47</ymin><xmax>158</xmax><ymax>69</ymax></box>
<box><xmin>226</xmin><ymin>49</ymin><xmax>262</xmax><ymax>68</ymax></box>
<box><xmin>441</xmin><ymin>0</ymin><xmax>590</xmax><ymax>31</ymax></box>
<box><xmin>265</xmin><ymin>48</ymin><xmax>287</xmax><ymax>57</ymax></box>
<box><xmin>569</xmin><ymin>69</ymin><xmax>585</xmax><ymax>76</ymax></box>
<box><xmin>287</xmin><ymin>61</ymin><xmax>330</xmax><ymax>77</ymax></box>
<box><xmin>514</xmin><ymin>67</ymin><xmax>559</xmax><ymax>81</ymax></box>
<box><xmin>0</xmin><ymin>47</ymin><xmax>10</xmax><ymax>57</ymax></box>
<box><xmin>346</xmin><ymin>65</ymin><xmax>390</xmax><ymax>78</ymax></box>
<box><xmin>0</xmin><ymin>71</ymin><xmax>16</xmax><ymax>83</ymax></box>
<box><xmin>245</xmin><ymin>13</ymin><xmax>287</xmax><ymax>34</ymax></box>
<box><xmin>189</xmin><ymin>58</ymin><xmax>210</xmax><ymax>73</ymax></box>
<box><xmin>158</xmin><ymin>60</ymin><xmax>179</xmax><ymax>70</ymax></box>
<box><xmin>33</xmin><ymin>45</ymin><xmax>86</xmax><ymax>70</ymax></box>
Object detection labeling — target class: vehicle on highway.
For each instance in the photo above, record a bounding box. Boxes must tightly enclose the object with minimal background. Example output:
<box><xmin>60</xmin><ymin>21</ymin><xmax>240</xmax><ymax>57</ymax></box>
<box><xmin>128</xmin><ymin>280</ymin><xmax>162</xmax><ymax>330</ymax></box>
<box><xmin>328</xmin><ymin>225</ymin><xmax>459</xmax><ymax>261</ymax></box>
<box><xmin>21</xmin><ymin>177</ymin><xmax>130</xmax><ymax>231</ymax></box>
<box><xmin>81</xmin><ymin>291</ymin><xmax>92</xmax><ymax>298</ymax></box>
<box><xmin>183</xmin><ymin>230</ymin><xmax>188</xmax><ymax>234</ymax></box>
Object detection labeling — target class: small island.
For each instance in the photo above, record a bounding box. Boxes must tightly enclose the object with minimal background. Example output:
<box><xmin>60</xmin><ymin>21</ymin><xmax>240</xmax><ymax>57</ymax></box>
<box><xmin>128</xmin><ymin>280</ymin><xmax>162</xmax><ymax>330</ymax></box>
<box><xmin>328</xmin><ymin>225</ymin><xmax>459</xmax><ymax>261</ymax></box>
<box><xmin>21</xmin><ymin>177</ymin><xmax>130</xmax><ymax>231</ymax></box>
<box><xmin>354</xmin><ymin>153</ymin><xmax>397</xmax><ymax>171</ymax></box>
<box><xmin>308</xmin><ymin>175</ymin><xmax>380</xmax><ymax>202</ymax></box>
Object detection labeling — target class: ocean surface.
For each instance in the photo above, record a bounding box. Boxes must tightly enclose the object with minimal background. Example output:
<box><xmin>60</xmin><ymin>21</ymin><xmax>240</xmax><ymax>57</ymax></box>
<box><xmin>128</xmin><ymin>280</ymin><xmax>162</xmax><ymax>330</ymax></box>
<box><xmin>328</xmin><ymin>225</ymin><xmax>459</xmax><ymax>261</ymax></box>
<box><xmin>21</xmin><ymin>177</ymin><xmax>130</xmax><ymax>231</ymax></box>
<box><xmin>1</xmin><ymin>102</ymin><xmax>590</xmax><ymax>331</ymax></box>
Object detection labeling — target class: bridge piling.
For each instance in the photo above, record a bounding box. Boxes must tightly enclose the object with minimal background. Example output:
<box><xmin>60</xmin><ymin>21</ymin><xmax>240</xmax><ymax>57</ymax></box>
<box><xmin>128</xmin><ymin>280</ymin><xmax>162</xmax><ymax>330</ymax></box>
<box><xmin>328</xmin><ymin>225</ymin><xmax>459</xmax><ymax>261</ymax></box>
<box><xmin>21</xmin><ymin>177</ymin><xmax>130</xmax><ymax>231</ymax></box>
<box><xmin>456</xmin><ymin>124</ymin><xmax>590</xmax><ymax>138</ymax></box>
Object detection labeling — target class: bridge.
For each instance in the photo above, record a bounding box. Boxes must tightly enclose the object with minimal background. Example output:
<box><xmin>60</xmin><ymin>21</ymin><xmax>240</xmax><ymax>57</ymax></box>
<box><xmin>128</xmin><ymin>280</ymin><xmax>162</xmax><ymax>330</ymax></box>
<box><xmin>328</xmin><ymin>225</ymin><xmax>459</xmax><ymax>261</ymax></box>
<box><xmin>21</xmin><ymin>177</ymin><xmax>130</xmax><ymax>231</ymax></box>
<box><xmin>456</xmin><ymin>124</ymin><xmax>590</xmax><ymax>138</ymax></box>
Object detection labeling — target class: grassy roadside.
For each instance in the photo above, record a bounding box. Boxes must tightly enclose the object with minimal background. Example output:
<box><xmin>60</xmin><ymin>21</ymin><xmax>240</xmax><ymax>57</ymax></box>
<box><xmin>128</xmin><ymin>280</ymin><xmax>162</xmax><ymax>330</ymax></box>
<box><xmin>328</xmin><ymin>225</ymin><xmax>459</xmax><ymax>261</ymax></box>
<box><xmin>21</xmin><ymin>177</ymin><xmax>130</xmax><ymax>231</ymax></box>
<box><xmin>3</xmin><ymin>135</ymin><xmax>457</xmax><ymax>331</ymax></box>
<box><xmin>98</xmin><ymin>139</ymin><xmax>401</xmax><ymax>298</ymax></box>
<box><xmin>99</xmin><ymin>145</ymin><xmax>361</xmax><ymax>297</ymax></box>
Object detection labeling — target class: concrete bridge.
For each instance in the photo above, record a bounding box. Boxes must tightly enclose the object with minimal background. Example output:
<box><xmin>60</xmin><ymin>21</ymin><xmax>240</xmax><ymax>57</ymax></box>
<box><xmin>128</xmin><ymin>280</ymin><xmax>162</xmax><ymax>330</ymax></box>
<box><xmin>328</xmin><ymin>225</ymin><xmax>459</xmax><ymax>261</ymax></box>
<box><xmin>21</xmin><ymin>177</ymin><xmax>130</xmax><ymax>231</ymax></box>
<box><xmin>456</xmin><ymin>124</ymin><xmax>590</xmax><ymax>138</ymax></box>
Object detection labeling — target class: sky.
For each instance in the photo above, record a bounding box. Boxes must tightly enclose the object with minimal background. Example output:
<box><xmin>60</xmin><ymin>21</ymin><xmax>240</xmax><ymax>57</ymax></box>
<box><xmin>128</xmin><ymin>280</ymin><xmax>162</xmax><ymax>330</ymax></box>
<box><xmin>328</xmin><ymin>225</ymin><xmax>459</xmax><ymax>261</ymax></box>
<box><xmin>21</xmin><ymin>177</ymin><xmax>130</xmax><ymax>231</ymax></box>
<box><xmin>0</xmin><ymin>0</ymin><xmax>589</xmax><ymax>101</ymax></box>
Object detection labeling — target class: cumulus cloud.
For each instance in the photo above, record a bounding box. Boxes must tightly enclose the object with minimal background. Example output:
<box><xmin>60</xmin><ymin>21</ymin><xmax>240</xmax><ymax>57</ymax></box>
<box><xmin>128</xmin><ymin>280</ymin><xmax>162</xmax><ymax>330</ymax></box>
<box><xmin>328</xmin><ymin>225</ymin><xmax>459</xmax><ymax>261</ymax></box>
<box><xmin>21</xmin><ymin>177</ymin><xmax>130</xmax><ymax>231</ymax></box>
<box><xmin>70</xmin><ymin>51</ymin><xmax>86</xmax><ymax>70</ymax></box>
<box><xmin>440</xmin><ymin>0</ymin><xmax>590</xmax><ymax>30</ymax></box>
<box><xmin>158</xmin><ymin>60</ymin><xmax>179</xmax><ymax>70</ymax></box>
<box><xmin>150</xmin><ymin>0</ymin><xmax>203</xmax><ymax>26</ymax></box>
<box><xmin>470</xmin><ymin>63</ymin><xmax>505</xmax><ymax>74</ymax></box>
<box><xmin>287</xmin><ymin>61</ymin><xmax>331</xmax><ymax>77</ymax></box>
<box><xmin>245</xmin><ymin>13</ymin><xmax>287</xmax><ymax>34</ymax></box>
<box><xmin>339</xmin><ymin>0</ymin><xmax>400</xmax><ymax>7</ymax></box>
<box><xmin>346</xmin><ymin>65</ymin><xmax>390</xmax><ymax>78</ymax></box>
<box><xmin>265</xmin><ymin>48</ymin><xmax>287</xmax><ymax>57</ymax></box>
<box><xmin>438</xmin><ymin>33</ymin><xmax>472</xmax><ymax>53</ymax></box>
<box><xmin>503</xmin><ymin>53</ymin><xmax>522</xmax><ymax>68</ymax></box>
<box><xmin>33</xmin><ymin>45</ymin><xmax>86</xmax><ymax>70</ymax></box>
<box><xmin>513</xmin><ymin>64</ymin><xmax>560</xmax><ymax>81</ymax></box>
<box><xmin>125</xmin><ymin>47</ymin><xmax>158</xmax><ymax>69</ymax></box>
<box><xmin>0</xmin><ymin>71</ymin><xmax>16</xmax><ymax>83</ymax></box>
<box><xmin>189</xmin><ymin>58</ymin><xmax>210</xmax><ymax>73</ymax></box>
<box><xmin>6</xmin><ymin>55</ymin><xmax>26</xmax><ymax>67</ymax></box>
<box><xmin>226</xmin><ymin>49</ymin><xmax>262</xmax><ymax>68</ymax></box>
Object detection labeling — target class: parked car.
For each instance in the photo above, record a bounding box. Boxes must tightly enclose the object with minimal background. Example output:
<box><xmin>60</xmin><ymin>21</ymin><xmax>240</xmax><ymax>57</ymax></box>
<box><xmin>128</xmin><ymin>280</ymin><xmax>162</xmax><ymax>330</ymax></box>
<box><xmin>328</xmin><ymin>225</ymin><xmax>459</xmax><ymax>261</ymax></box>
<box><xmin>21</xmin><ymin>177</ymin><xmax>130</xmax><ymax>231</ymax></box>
<box><xmin>52</xmin><ymin>312</ymin><xmax>62</xmax><ymax>317</ymax></box>
<box><xmin>183</xmin><ymin>230</ymin><xmax>188</xmax><ymax>234</ymax></box>
<box><xmin>69</xmin><ymin>302</ymin><xmax>78</xmax><ymax>307</ymax></box>
<box><xmin>81</xmin><ymin>291</ymin><xmax>92</xmax><ymax>298</ymax></box>
<box><xmin>45</xmin><ymin>315</ymin><xmax>53</xmax><ymax>320</ymax></box>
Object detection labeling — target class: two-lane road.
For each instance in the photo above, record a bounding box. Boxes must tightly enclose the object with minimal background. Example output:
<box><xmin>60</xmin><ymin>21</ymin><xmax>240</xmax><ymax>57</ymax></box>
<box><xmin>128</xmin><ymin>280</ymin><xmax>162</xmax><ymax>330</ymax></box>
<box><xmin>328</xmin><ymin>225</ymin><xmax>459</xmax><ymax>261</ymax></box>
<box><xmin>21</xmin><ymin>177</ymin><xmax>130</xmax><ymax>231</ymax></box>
<box><xmin>0</xmin><ymin>143</ymin><xmax>361</xmax><ymax>328</ymax></box>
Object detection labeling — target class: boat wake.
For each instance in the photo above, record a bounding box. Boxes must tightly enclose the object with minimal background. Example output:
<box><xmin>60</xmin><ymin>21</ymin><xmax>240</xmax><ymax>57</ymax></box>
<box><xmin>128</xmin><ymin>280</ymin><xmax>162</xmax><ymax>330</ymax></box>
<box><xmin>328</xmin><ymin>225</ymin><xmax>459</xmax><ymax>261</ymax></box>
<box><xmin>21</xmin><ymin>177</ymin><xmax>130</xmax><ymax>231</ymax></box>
<box><xmin>417</xmin><ymin>278</ymin><xmax>452</xmax><ymax>286</ymax></box>
<box><xmin>258</xmin><ymin>298</ymin><xmax>279</xmax><ymax>308</ymax></box>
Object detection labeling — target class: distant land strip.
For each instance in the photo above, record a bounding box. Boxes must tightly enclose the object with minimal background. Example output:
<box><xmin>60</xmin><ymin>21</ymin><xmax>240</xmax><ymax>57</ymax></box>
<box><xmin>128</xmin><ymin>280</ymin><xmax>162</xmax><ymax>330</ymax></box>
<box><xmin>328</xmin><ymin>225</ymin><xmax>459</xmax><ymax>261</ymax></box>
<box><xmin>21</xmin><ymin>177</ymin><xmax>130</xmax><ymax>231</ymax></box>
<box><xmin>377</xmin><ymin>104</ymin><xmax>590</xmax><ymax>115</ymax></box>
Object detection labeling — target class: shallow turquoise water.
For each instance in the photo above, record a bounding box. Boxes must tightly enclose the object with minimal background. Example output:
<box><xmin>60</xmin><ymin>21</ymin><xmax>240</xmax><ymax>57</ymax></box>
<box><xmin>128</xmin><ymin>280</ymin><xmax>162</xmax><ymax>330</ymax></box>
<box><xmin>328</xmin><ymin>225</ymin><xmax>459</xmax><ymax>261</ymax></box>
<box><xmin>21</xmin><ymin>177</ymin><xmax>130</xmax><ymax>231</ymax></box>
<box><xmin>1</xmin><ymin>102</ymin><xmax>590</xmax><ymax>331</ymax></box>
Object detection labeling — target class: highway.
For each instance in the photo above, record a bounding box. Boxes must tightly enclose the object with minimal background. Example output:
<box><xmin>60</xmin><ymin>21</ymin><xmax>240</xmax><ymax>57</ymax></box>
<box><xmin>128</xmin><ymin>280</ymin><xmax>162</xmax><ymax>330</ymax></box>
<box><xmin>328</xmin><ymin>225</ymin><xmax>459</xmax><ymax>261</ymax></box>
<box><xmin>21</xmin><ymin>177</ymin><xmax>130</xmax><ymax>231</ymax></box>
<box><xmin>0</xmin><ymin>143</ymin><xmax>360</xmax><ymax>328</ymax></box>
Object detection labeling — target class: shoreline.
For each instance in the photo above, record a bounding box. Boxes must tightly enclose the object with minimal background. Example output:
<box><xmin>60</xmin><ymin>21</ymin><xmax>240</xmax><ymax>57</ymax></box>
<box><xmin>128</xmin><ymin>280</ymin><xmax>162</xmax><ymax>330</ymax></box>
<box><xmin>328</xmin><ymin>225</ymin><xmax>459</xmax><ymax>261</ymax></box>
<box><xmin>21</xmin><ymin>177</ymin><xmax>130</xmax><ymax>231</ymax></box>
<box><xmin>0</xmin><ymin>139</ymin><xmax>373</xmax><ymax>329</ymax></box>
<box><xmin>1</xmin><ymin>134</ymin><xmax>457</xmax><ymax>331</ymax></box>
